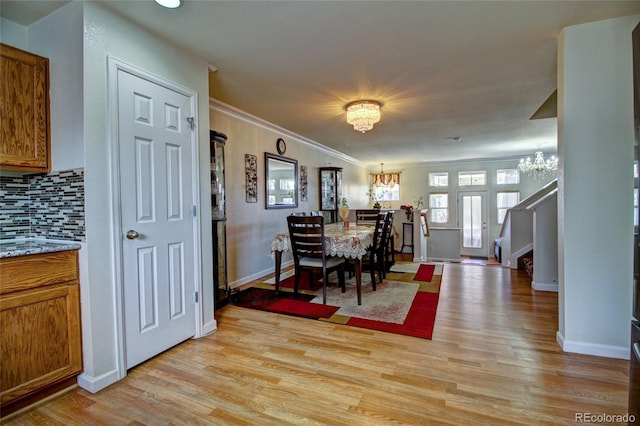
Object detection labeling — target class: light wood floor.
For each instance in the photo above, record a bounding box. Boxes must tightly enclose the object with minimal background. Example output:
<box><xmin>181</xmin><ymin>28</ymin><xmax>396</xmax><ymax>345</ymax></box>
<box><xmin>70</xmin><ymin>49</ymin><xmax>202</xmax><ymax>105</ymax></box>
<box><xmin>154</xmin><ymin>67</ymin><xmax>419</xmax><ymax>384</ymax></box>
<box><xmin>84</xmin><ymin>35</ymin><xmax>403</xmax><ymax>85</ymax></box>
<box><xmin>3</xmin><ymin>262</ymin><xmax>630</xmax><ymax>425</ymax></box>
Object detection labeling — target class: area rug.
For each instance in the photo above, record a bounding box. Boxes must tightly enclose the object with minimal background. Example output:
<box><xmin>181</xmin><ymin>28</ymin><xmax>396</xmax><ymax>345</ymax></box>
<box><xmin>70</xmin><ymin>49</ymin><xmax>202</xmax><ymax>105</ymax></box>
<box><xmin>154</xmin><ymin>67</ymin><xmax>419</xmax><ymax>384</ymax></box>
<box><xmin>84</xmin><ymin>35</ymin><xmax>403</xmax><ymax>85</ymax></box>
<box><xmin>232</xmin><ymin>262</ymin><xmax>443</xmax><ymax>339</ymax></box>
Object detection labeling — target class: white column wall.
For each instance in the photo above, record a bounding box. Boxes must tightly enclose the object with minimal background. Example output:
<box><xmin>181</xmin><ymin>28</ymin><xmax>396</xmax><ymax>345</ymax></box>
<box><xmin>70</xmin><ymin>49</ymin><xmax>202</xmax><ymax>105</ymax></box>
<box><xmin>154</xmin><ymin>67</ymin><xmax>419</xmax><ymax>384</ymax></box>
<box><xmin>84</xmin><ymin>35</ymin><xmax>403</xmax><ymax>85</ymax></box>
<box><xmin>557</xmin><ymin>15</ymin><xmax>639</xmax><ymax>358</ymax></box>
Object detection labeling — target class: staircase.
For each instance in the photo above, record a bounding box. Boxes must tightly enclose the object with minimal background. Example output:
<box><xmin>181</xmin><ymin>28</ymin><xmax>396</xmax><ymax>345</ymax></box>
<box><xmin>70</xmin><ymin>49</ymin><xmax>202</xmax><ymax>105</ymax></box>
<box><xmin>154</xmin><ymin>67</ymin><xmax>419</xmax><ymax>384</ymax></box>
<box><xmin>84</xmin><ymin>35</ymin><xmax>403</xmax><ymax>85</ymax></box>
<box><xmin>498</xmin><ymin>179</ymin><xmax>558</xmax><ymax>291</ymax></box>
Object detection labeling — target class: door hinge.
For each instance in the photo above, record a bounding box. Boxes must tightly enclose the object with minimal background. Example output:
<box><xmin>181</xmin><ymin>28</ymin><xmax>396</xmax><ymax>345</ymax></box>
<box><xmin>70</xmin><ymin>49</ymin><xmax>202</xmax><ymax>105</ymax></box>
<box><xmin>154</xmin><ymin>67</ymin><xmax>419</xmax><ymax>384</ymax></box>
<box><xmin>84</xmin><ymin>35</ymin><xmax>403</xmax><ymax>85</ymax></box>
<box><xmin>193</xmin><ymin>292</ymin><xmax>199</xmax><ymax>303</ymax></box>
<box><xmin>186</xmin><ymin>116</ymin><xmax>195</xmax><ymax>130</ymax></box>
<box><xmin>192</xmin><ymin>205</ymin><xmax>197</xmax><ymax>217</ymax></box>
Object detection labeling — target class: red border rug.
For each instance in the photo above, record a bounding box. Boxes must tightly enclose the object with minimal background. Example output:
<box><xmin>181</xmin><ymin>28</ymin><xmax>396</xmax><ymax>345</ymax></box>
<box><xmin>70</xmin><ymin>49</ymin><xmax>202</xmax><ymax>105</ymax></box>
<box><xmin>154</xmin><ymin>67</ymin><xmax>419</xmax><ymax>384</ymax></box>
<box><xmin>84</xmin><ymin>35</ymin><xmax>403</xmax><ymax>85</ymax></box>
<box><xmin>232</xmin><ymin>263</ymin><xmax>443</xmax><ymax>339</ymax></box>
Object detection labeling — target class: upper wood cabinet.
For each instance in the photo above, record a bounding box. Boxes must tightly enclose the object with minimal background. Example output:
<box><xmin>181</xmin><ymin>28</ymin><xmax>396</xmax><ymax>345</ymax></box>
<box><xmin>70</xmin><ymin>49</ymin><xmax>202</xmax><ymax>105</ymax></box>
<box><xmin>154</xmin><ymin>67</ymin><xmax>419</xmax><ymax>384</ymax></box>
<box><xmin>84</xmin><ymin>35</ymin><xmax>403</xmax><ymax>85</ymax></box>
<box><xmin>0</xmin><ymin>43</ymin><xmax>50</xmax><ymax>173</ymax></box>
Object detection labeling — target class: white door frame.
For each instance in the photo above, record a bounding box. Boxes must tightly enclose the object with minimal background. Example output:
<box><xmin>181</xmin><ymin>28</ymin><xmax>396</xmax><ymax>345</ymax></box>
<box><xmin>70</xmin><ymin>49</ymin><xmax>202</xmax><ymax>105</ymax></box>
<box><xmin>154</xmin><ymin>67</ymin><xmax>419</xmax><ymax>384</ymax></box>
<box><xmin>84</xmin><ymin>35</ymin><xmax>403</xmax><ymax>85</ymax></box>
<box><xmin>107</xmin><ymin>57</ymin><xmax>203</xmax><ymax>379</ymax></box>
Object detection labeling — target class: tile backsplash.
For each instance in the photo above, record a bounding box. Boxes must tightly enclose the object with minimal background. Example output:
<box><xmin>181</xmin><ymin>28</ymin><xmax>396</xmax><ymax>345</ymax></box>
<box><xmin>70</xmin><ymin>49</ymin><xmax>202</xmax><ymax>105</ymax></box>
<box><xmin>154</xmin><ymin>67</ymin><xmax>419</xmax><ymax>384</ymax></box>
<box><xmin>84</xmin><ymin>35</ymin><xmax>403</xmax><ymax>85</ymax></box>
<box><xmin>0</xmin><ymin>168</ymin><xmax>85</xmax><ymax>241</ymax></box>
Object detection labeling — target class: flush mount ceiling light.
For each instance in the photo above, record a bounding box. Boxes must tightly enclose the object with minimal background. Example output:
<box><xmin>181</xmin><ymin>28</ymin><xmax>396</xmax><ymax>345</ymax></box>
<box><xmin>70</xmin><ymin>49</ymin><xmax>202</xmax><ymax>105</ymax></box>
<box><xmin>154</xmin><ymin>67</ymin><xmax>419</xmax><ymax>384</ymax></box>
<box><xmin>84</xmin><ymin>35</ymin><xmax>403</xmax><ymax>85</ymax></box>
<box><xmin>155</xmin><ymin>0</ymin><xmax>182</xmax><ymax>8</ymax></box>
<box><xmin>518</xmin><ymin>151</ymin><xmax>558</xmax><ymax>181</ymax></box>
<box><xmin>346</xmin><ymin>100</ymin><xmax>381</xmax><ymax>133</ymax></box>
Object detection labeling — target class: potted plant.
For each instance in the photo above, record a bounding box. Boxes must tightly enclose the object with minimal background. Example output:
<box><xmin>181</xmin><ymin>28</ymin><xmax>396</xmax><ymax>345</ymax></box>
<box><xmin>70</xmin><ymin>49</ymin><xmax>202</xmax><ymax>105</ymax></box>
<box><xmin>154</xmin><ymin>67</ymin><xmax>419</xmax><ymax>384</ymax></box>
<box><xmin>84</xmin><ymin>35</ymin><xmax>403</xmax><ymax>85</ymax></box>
<box><xmin>413</xmin><ymin>195</ymin><xmax>424</xmax><ymax>211</ymax></box>
<box><xmin>401</xmin><ymin>205</ymin><xmax>414</xmax><ymax>221</ymax></box>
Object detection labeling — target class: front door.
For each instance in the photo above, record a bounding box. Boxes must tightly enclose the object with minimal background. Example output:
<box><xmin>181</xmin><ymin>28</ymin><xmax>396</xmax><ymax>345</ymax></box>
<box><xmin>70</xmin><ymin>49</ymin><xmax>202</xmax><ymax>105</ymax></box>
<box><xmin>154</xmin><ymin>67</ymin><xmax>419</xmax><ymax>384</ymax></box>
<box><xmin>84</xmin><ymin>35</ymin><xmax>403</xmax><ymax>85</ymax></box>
<box><xmin>117</xmin><ymin>67</ymin><xmax>197</xmax><ymax>369</ymax></box>
<box><xmin>457</xmin><ymin>191</ymin><xmax>488</xmax><ymax>257</ymax></box>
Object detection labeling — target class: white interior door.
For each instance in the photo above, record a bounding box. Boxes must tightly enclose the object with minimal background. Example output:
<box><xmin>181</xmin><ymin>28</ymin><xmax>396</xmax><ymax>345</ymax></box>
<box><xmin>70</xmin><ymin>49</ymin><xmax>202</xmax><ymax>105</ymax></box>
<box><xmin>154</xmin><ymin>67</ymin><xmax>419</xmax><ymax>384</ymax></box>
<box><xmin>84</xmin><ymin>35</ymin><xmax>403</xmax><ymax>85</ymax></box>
<box><xmin>117</xmin><ymin>68</ymin><xmax>197</xmax><ymax>369</ymax></box>
<box><xmin>457</xmin><ymin>191</ymin><xmax>488</xmax><ymax>257</ymax></box>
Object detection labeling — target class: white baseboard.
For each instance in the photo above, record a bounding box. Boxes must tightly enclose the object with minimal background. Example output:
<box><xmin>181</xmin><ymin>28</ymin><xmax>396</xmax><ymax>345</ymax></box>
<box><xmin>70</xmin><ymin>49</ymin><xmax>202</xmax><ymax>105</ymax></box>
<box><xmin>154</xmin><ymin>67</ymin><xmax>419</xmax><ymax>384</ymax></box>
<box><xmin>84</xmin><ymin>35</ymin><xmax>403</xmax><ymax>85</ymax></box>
<box><xmin>202</xmin><ymin>318</ymin><xmax>217</xmax><ymax>335</ymax></box>
<box><xmin>229</xmin><ymin>260</ymin><xmax>294</xmax><ymax>289</ymax></box>
<box><xmin>532</xmin><ymin>281</ymin><xmax>558</xmax><ymax>292</ymax></box>
<box><xmin>427</xmin><ymin>257</ymin><xmax>461</xmax><ymax>263</ymax></box>
<box><xmin>556</xmin><ymin>331</ymin><xmax>629</xmax><ymax>360</ymax></box>
<box><xmin>77</xmin><ymin>368</ymin><xmax>121</xmax><ymax>393</ymax></box>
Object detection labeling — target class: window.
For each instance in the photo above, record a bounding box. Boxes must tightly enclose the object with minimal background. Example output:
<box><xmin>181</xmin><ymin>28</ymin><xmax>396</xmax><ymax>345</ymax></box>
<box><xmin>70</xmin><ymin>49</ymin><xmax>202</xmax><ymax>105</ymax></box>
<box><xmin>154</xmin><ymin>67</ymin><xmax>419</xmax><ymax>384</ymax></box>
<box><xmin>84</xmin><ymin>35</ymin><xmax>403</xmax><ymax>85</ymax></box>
<box><xmin>429</xmin><ymin>172</ymin><xmax>448</xmax><ymax>187</ymax></box>
<box><xmin>497</xmin><ymin>191</ymin><xmax>520</xmax><ymax>224</ymax></box>
<box><xmin>370</xmin><ymin>172</ymin><xmax>400</xmax><ymax>201</ymax></box>
<box><xmin>279</xmin><ymin>179</ymin><xmax>294</xmax><ymax>190</ymax></box>
<box><xmin>458</xmin><ymin>171</ymin><xmax>486</xmax><ymax>186</ymax></box>
<box><xmin>497</xmin><ymin>169</ymin><xmax>519</xmax><ymax>184</ymax></box>
<box><xmin>370</xmin><ymin>183</ymin><xmax>400</xmax><ymax>201</ymax></box>
<box><xmin>429</xmin><ymin>193</ymin><xmax>448</xmax><ymax>223</ymax></box>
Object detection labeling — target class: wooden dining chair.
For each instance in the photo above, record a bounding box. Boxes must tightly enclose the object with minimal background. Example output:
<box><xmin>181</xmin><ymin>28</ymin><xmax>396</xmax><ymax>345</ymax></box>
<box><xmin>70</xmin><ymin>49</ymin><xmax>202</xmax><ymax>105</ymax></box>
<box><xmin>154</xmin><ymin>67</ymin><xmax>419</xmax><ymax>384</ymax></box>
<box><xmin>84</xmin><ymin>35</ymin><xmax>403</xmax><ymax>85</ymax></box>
<box><xmin>348</xmin><ymin>211</ymin><xmax>386</xmax><ymax>290</ymax></box>
<box><xmin>355</xmin><ymin>209</ymin><xmax>380</xmax><ymax>225</ymax></box>
<box><xmin>380</xmin><ymin>210</ymin><xmax>395</xmax><ymax>277</ymax></box>
<box><xmin>286</xmin><ymin>215</ymin><xmax>346</xmax><ymax>304</ymax></box>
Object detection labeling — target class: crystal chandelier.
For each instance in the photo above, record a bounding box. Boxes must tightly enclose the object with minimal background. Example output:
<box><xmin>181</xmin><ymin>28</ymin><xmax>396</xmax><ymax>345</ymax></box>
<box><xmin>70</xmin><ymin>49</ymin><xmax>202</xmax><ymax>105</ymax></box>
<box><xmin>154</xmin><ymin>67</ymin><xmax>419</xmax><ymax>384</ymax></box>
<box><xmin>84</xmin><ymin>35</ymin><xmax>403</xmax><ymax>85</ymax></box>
<box><xmin>518</xmin><ymin>151</ymin><xmax>558</xmax><ymax>181</ymax></box>
<box><xmin>346</xmin><ymin>100</ymin><xmax>381</xmax><ymax>133</ymax></box>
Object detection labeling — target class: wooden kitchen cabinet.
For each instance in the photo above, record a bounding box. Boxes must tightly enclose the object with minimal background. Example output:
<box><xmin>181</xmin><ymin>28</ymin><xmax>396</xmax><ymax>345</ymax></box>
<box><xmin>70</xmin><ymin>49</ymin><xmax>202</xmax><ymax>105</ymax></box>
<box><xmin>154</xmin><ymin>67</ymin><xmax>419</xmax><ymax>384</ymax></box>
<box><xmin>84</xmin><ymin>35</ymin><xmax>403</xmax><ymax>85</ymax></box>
<box><xmin>0</xmin><ymin>43</ymin><xmax>50</xmax><ymax>173</ymax></box>
<box><xmin>0</xmin><ymin>250</ymin><xmax>82</xmax><ymax>415</ymax></box>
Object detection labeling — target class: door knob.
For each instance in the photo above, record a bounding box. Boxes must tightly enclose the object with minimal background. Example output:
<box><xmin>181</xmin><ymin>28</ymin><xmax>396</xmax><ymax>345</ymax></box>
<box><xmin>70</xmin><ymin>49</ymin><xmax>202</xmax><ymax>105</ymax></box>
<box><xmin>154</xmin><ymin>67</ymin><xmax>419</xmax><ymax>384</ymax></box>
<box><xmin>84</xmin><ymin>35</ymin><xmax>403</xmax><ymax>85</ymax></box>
<box><xmin>126</xmin><ymin>230</ymin><xmax>140</xmax><ymax>240</ymax></box>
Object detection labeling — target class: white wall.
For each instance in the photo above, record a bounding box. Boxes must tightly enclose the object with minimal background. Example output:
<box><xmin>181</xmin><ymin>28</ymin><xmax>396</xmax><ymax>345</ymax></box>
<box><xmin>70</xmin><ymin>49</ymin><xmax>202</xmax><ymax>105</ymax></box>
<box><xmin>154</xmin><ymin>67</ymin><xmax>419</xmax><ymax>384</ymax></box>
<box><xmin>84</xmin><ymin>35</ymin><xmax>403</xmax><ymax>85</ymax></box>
<box><xmin>209</xmin><ymin>101</ymin><xmax>369</xmax><ymax>287</ymax></box>
<box><xmin>77</xmin><ymin>2</ymin><xmax>213</xmax><ymax>391</ymax></box>
<box><xmin>557</xmin><ymin>15</ymin><xmax>638</xmax><ymax>358</ymax></box>
<box><xmin>1</xmin><ymin>17</ymin><xmax>27</xmax><ymax>47</ymax></box>
<box><xmin>532</xmin><ymin>195</ymin><xmax>558</xmax><ymax>291</ymax></box>
<box><xmin>28</xmin><ymin>3</ymin><xmax>84</xmax><ymax>172</ymax></box>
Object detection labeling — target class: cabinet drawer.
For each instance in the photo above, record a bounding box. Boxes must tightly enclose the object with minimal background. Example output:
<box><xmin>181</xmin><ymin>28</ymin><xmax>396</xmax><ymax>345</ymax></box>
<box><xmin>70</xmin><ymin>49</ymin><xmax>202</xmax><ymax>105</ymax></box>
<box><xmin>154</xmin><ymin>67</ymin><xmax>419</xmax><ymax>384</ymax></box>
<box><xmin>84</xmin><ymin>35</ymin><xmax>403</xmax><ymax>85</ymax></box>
<box><xmin>0</xmin><ymin>250</ymin><xmax>78</xmax><ymax>294</ymax></box>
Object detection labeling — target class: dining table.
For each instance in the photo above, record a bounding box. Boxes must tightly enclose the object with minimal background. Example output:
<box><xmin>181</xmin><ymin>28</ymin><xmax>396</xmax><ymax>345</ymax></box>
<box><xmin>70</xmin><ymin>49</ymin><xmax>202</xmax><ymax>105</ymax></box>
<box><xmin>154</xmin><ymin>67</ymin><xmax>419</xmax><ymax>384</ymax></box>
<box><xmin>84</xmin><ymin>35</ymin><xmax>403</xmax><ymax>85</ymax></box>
<box><xmin>270</xmin><ymin>223</ymin><xmax>374</xmax><ymax>305</ymax></box>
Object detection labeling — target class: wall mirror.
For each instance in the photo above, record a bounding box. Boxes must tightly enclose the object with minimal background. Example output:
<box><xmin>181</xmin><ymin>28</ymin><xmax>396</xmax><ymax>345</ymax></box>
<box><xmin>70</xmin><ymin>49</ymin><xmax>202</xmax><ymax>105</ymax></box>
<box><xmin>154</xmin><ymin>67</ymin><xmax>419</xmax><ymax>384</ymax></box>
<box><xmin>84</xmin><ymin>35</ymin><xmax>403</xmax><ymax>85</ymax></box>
<box><xmin>265</xmin><ymin>152</ymin><xmax>298</xmax><ymax>209</ymax></box>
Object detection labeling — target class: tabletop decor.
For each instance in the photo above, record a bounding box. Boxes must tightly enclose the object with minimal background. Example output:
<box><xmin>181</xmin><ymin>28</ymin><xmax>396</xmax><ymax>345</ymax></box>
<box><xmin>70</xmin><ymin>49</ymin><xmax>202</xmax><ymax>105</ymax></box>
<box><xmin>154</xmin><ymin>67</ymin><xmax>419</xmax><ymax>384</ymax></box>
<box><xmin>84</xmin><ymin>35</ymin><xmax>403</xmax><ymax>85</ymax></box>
<box><xmin>338</xmin><ymin>197</ymin><xmax>350</xmax><ymax>227</ymax></box>
<box><xmin>232</xmin><ymin>262</ymin><xmax>444</xmax><ymax>339</ymax></box>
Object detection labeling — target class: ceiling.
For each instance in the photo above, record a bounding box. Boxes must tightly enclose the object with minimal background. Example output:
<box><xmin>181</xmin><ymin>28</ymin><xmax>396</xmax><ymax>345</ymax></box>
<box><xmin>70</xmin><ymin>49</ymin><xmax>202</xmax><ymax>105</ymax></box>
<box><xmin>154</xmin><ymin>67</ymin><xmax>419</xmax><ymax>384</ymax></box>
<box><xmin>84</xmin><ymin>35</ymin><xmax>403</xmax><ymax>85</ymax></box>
<box><xmin>2</xmin><ymin>1</ymin><xmax>640</xmax><ymax>167</ymax></box>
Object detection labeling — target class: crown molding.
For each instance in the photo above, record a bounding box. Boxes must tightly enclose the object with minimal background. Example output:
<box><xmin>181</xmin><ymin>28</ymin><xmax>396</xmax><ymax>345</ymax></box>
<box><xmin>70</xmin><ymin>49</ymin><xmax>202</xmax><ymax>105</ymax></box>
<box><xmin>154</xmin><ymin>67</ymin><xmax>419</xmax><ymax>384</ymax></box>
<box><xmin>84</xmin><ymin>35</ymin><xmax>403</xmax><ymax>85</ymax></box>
<box><xmin>209</xmin><ymin>98</ymin><xmax>364</xmax><ymax>167</ymax></box>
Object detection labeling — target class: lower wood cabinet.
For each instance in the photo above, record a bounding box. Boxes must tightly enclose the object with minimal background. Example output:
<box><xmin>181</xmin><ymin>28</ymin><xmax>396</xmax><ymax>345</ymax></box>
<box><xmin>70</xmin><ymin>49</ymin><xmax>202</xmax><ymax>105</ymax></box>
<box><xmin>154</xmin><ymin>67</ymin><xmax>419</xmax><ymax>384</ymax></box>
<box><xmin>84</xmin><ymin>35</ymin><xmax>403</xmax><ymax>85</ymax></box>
<box><xmin>0</xmin><ymin>250</ymin><xmax>82</xmax><ymax>415</ymax></box>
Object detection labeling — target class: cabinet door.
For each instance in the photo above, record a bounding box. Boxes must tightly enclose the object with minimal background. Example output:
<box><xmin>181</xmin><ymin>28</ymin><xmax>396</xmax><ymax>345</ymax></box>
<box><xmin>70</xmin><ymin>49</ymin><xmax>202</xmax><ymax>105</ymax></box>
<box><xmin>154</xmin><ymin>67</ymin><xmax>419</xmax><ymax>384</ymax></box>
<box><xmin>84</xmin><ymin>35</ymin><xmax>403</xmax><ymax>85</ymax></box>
<box><xmin>0</xmin><ymin>283</ymin><xmax>82</xmax><ymax>405</ymax></box>
<box><xmin>320</xmin><ymin>169</ymin><xmax>337</xmax><ymax>210</ymax></box>
<box><xmin>0</xmin><ymin>43</ymin><xmax>50</xmax><ymax>172</ymax></box>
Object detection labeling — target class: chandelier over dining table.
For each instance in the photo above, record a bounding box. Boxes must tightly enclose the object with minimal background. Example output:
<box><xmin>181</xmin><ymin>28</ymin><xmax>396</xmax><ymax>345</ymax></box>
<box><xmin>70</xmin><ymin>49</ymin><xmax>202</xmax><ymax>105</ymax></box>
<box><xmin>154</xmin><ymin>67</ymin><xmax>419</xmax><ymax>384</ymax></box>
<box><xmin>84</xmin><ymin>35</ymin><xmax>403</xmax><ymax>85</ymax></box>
<box><xmin>371</xmin><ymin>163</ymin><xmax>400</xmax><ymax>187</ymax></box>
<box><xmin>518</xmin><ymin>151</ymin><xmax>558</xmax><ymax>181</ymax></box>
<box><xmin>346</xmin><ymin>100</ymin><xmax>381</xmax><ymax>133</ymax></box>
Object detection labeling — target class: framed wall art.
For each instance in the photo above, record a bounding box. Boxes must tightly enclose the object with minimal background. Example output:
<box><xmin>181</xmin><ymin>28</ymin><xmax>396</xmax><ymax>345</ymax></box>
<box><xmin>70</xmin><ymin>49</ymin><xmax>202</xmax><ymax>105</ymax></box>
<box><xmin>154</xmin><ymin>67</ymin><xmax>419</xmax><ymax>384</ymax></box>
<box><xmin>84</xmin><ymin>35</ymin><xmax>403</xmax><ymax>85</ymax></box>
<box><xmin>245</xmin><ymin>153</ymin><xmax>258</xmax><ymax>203</ymax></box>
<box><xmin>299</xmin><ymin>165</ymin><xmax>308</xmax><ymax>202</ymax></box>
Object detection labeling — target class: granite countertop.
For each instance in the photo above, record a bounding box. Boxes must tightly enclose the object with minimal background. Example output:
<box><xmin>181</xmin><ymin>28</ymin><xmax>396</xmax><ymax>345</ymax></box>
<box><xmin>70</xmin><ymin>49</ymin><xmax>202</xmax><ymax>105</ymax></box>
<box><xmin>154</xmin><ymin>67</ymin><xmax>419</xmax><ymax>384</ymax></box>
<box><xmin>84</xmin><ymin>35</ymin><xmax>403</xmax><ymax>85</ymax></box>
<box><xmin>0</xmin><ymin>239</ymin><xmax>82</xmax><ymax>258</ymax></box>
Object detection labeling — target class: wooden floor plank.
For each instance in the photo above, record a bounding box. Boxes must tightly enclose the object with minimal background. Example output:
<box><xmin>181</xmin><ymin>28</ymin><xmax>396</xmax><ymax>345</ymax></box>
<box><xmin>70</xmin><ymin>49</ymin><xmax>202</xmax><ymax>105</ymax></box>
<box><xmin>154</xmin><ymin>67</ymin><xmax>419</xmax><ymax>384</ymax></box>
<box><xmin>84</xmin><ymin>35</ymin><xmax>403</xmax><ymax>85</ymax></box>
<box><xmin>2</xmin><ymin>262</ymin><xmax>630</xmax><ymax>425</ymax></box>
